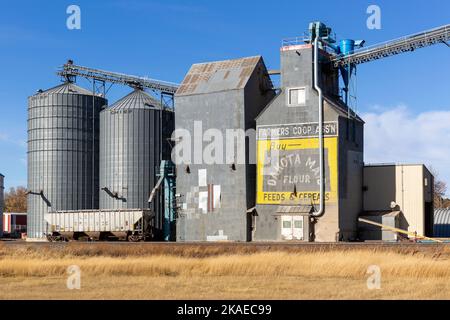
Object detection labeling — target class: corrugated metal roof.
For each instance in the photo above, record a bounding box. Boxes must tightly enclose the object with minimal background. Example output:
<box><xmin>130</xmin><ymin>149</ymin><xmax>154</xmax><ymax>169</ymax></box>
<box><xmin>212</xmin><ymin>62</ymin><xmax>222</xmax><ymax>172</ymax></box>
<box><xmin>176</xmin><ymin>56</ymin><xmax>263</xmax><ymax>96</ymax></box>
<box><xmin>276</xmin><ymin>205</ymin><xmax>313</xmax><ymax>215</ymax></box>
<box><xmin>33</xmin><ymin>82</ymin><xmax>94</xmax><ymax>96</ymax></box>
<box><xmin>434</xmin><ymin>208</ymin><xmax>450</xmax><ymax>237</ymax></box>
<box><xmin>108</xmin><ymin>89</ymin><xmax>161</xmax><ymax>111</ymax></box>
<box><xmin>360</xmin><ymin>211</ymin><xmax>401</xmax><ymax>217</ymax></box>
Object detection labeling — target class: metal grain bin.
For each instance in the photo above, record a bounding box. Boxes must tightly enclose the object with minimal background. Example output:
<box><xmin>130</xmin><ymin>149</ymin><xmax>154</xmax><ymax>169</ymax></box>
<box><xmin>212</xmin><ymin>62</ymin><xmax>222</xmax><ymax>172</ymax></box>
<box><xmin>27</xmin><ymin>82</ymin><xmax>107</xmax><ymax>239</ymax></box>
<box><xmin>99</xmin><ymin>89</ymin><xmax>174</xmax><ymax>235</ymax></box>
<box><xmin>434</xmin><ymin>208</ymin><xmax>450</xmax><ymax>238</ymax></box>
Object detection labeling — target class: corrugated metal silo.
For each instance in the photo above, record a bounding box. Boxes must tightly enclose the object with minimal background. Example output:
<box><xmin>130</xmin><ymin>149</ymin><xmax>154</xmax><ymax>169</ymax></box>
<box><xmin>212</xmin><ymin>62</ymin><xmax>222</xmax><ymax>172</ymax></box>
<box><xmin>434</xmin><ymin>208</ymin><xmax>450</xmax><ymax>238</ymax></box>
<box><xmin>27</xmin><ymin>82</ymin><xmax>107</xmax><ymax>239</ymax></box>
<box><xmin>99</xmin><ymin>89</ymin><xmax>174</xmax><ymax>235</ymax></box>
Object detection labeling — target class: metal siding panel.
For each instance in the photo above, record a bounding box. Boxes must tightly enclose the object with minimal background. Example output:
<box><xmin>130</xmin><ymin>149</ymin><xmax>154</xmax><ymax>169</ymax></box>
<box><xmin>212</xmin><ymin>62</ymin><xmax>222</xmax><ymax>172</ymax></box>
<box><xmin>398</xmin><ymin>166</ymin><xmax>424</xmax><ymax>235</ymax></box>
<box><xmin>363</xmin><ymin>165</ymin><xmax>426</xmax><ymax>237</ymax></box>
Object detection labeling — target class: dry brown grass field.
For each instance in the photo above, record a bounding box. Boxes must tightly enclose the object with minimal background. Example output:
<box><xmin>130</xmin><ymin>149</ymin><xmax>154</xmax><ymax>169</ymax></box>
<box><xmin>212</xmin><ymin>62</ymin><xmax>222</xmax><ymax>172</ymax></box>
<box><xmin>0</xmin><ymin>242</ymin><xmax>449</xmax><ymax>300</ymax></box>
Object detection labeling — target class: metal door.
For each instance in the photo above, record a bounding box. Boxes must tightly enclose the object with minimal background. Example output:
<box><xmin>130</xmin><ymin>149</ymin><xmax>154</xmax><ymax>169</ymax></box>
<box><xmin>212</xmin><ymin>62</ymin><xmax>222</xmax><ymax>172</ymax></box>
<box><xmin>292</xmin><ymin>216</ymin><xmax>304</xmax><ymax>240</ymax></box>
<box><xmin>281</xmin><ymin>216</ymin><xmax>304</xmax><ymax>241</ymax></box>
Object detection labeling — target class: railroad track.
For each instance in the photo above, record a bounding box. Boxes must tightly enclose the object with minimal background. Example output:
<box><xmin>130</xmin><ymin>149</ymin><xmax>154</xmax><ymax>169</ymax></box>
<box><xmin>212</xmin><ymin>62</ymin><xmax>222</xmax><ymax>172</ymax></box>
<box><xmin>1</xmin><ymin>240</ymin><xmax>447</xmax><ymax>248</ymax></box>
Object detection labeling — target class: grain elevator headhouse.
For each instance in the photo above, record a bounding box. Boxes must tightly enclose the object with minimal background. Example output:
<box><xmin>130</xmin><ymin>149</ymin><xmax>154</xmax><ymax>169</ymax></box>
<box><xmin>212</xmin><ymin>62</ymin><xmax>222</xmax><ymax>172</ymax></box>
<box><xmin>254</xmin><ymin>22</ymin><xmax>364</xmax><ymax>242</ymax></box>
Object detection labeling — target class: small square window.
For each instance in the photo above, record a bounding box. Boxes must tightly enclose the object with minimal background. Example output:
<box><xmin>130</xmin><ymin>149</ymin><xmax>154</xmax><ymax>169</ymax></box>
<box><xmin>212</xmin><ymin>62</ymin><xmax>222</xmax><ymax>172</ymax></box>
<box><xmin>283</xmin><ymin>221</ymin><xmax>292</xmax><ymax>228</ymax></box>
<box><xmin>294</xmin><ymin>220</ymin><xmax>303</xmax><ymax>229</ymax></box>
<box><xmin>288</xmin><ymin>87</ymin><xmax>306</xmax><ymax>106</ymax></box>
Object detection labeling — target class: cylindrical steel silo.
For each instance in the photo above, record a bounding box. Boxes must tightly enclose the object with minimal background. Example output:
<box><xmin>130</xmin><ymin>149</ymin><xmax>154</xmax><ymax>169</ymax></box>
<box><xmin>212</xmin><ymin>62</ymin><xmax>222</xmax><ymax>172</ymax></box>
<box><xmin>100</xmin><ymin>89</ymin><xmax>174</xmax><ymax>235</ymax></box>
<box><xmin>27</xmin><ymin>82</ymin><xmax>107</xmax><ymax>239</ymax></box>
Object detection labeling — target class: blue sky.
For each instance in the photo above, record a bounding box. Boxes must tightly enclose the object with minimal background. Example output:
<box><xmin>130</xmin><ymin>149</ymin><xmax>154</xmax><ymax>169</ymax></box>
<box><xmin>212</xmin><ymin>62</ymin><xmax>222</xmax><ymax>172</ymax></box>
<box><xmin>0</xmin><ymin>0</ymin><xmax>449</xmax><ymax>192</ymax></box>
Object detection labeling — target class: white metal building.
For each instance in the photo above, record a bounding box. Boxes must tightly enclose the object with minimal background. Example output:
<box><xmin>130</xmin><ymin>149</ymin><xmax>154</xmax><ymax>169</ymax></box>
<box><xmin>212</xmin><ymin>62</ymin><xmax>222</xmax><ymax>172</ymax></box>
<box><xmin>3</xmin><ymin>212</ymin><xmax>27</xmax><ymax>235</ymax></box>
<box><xmin>362</xmin><ymin>164</ymin><xmax>434</xmax><ymax>238</ymax></box>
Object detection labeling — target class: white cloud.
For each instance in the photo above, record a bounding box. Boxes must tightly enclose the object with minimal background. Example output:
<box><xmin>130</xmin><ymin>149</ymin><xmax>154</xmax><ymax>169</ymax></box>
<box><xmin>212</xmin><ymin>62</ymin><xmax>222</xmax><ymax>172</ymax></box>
<box><xmin>362</xmin><ymin>105</ymin><xmax>450</xmax><ymax>195</ymax></box>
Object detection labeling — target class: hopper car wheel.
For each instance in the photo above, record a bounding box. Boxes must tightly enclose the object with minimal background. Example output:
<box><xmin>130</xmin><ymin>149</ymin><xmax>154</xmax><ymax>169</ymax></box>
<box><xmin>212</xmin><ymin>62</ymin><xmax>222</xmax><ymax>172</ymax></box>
<box><xmin>128</xmin><ymin>234</ymin><xmax>141</xmax><ymax>242</ymax></box>
<box><xmin>47</xmin><ymin>234</ymin><xmax>67</xmax><ymax>242</ymax></box>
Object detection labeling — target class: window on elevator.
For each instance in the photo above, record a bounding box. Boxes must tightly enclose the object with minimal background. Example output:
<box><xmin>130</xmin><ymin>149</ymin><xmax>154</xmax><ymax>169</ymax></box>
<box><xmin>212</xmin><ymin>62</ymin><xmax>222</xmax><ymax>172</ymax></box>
<box><xmin>288</xmin><ymin>87</ymin><xmax>306</xmax><ymax>106</ymax></box>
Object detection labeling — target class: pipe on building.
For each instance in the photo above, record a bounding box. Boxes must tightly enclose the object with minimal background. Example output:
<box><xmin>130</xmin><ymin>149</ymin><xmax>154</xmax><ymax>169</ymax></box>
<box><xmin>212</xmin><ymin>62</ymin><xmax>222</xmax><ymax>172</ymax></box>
<box><xmin>311</xmin><ymin>37</ymin><xmax>325</xmax><ymax>218</ymax></box>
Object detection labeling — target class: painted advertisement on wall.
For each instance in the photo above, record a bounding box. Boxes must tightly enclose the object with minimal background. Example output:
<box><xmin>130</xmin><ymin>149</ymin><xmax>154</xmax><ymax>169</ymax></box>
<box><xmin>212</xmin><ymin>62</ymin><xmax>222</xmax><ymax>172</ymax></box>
<box><xmin>256</xmin><ymin>122</ymin><xmax>338</xmax><ymax>205</ymax></box>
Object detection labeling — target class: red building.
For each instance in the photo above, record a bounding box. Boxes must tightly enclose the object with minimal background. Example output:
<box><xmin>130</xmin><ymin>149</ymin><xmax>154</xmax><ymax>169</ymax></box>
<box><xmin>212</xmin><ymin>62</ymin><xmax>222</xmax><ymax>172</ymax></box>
<box><xmin>3</xmin><ymin>213</ymin><xmax>27</xmax><ymax>238</ymax></box>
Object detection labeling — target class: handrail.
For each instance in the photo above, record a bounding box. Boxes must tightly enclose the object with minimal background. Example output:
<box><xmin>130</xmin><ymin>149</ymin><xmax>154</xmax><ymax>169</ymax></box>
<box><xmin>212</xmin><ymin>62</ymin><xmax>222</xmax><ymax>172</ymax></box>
<box><xmin>332</xmin><ymin>24</ymin><xmax>450</xmax><ymax>66</ymax></box>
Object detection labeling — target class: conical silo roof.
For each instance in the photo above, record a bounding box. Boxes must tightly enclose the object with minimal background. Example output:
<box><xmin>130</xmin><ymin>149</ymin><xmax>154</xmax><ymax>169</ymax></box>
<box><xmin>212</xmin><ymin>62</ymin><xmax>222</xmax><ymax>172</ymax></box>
<box><xmin>34</xmin><ymin>82</ymin><xmax>94</xmax><ymax>96</ymax></box>
<box><xmin>109</xmin><ymin>89</ymin><xmax>161</xmax><ymax>111</ymax></box>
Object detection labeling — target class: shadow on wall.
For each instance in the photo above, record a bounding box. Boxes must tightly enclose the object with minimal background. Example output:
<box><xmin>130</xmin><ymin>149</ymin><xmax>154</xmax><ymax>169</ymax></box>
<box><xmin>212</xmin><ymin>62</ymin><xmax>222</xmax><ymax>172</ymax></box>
<box><xmin>398</xmin><ymin>211</ymin><xmax>410</xmax><ymax>233</ymax></box>
<box><xmin>101</xmin><ymin>187</ymin><xmax>127</xmax><ymax>203</ymax></box>
<box><xmin>363</xmin><ymin>165</ymin><xmax>397</xmax><ymax>212</ymax></box>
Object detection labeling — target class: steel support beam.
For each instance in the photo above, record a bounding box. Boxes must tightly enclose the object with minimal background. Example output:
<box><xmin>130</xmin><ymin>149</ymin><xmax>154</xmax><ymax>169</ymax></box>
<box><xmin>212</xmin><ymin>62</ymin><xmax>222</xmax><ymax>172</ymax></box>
<box><xmin>57</xmin><ymin>62</ymin><xmax>179</xmax><ymax>94</ymax></box>
<box><xmin>332</xmin><ymin>24</ymin><xmax>450</xmax><ymax>67</ymax></box>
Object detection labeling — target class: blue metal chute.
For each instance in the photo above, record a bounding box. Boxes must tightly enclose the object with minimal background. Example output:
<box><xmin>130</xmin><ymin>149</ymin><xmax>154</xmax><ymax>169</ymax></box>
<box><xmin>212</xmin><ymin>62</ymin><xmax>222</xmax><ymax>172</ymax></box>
<box><xmin>305</xmin><ymin>22</ymin><xmax>450</xmax><ymax>108</ymax></box>
<box><xmin>331</xmin><ymin>24</ymin><xmax>450</xmax><ymax>106</ymax></box>
<box><xmin>306</xmin><ymin>21</ymin><xmax>337</xmax><ymax>47</ymax></box>
<box><xmin>148</xmin><ymin>160</ymin><xmax>176</xmax><ymax>241</ymax></box>
<box><xmin>303</xmin><ymin>21</ymin><xmax>366</xmax><ymax>106</ymax></box>
<box><xmin>160</xmin><ymin>160</ymin><xmax>176</xmax><ymax>241</ymax></box>
<box><xmin>338</xmin><ymin>39</ymin><xmax>364</xmax><ymax>106</ymax></box>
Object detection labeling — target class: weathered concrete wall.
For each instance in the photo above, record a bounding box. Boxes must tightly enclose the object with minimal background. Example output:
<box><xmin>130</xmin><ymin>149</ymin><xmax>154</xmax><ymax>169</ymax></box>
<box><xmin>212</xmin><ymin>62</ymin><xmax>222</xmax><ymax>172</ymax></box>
<box><xmin>363</xmin><ymin>164</ymin><xmax>433</xmax><ymax>237</ymax></box>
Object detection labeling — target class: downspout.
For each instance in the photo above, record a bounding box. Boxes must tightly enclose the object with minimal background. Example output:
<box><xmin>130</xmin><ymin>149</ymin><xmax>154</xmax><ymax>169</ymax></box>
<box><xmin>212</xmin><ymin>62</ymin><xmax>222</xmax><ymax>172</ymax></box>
<box><xmin>311</xmin><ymin>37</ymin><xmax>325</xmax><ymax>218</ymax></box>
